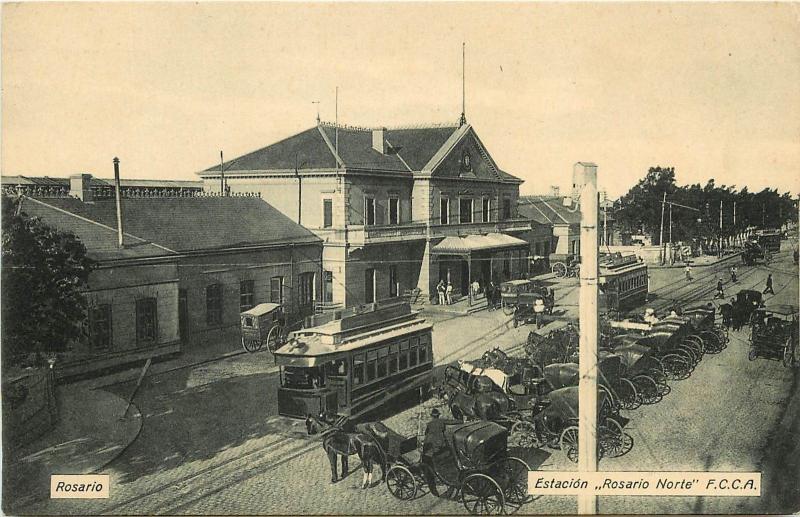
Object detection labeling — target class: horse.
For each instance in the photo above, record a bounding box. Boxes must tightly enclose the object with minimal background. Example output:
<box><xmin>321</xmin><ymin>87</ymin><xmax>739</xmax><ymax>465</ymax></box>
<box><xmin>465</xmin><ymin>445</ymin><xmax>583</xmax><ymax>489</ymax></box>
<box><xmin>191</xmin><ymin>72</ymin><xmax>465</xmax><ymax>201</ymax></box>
<box><xmin>306</xmin><ymin>415</ymin><xmax>384</xmax><ymax>488</ymax></box>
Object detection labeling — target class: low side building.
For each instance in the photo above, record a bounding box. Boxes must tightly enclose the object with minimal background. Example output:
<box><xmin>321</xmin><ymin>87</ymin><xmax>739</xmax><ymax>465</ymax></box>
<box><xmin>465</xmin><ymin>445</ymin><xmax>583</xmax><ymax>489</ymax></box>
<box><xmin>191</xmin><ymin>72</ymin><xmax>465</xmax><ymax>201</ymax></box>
<box><xmin>15</xmin><ymin>179</ymin><xmax>323</xmax><ymax>375</ymax></box>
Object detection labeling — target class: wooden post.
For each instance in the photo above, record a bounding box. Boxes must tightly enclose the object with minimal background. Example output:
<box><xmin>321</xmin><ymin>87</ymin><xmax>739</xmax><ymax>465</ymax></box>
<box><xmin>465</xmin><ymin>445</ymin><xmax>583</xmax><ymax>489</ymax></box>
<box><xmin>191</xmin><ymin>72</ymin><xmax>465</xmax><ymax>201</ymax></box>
<box><xmin>659</xmin><ymin>192</ymin><xmax>667</xmax><ymax>264</ymax></box>
<box><xmin>577</xmin><ymin>164</ymin><xmax>598</xmax><ymax>515</ymax></box>
<box><xmin>122</xmin><ymin>358</ymin><xmax>151</xmax><ymax>419</ymax></box>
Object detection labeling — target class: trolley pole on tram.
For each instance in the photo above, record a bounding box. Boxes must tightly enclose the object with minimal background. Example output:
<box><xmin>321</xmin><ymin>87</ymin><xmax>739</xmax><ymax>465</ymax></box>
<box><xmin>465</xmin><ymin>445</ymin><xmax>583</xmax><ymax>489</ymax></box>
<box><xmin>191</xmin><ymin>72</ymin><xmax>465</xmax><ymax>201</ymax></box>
<box><xmin>577</xmin><ymin>163</ymin><xmax>599</xmax><ymax>515</ymax></box>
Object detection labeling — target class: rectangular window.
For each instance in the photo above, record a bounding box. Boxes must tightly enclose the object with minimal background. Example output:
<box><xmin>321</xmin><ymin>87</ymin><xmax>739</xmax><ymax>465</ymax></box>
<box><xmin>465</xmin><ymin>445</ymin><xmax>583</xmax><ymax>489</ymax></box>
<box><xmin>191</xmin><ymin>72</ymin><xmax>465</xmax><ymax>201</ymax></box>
<box><xmin>440</xmin><ymin>197</ymin><xmax>450</xmax><ymax>225</ymax></box>
<box><xmin>377</xmin><ymin>357</ymin><xmax>388</xmax><ymax>378</ymax></box>
<box><xmin>459</xmin><ymin>198</ymin><xmax>473</xmax><ymax>224</ymax></box>
<box><xmin>365</xmin><ymin>268</ymin><xmax>375</xmax><ymax>303</ymax></box>
<box><xmin>323</xmin><ymin>271</ymin><xmax>334</xmax><ymax>303</ymax></box>
<box><xmin>409</xmin><ymin>344</ymin><xmax>418</xmax><ymax>367</ymax></box>
<box><xmin>389</xmin><ymin>265</ymin><xmax>399</xmax><ymax>297</ymax></box>
<box><xmin>419</xmin><ymin>342</ymin><xmax>428</xmax><ymax>364</ymax></box>
<box><xmin>388</xmin><ymin>353</ymin><xmax>398</xmax><ymax>374</ymax></box>
<box><xmin>136</xmin><ymin>298</ymin><xmax>158</xmax><ymax>343</ymax></box>
<box><xmin>89</xmin><ymin>304</ymin><xmax>112</xmax><ymax>350</ymax></box>
<box><xmin>399</xmin><ymin>339</ymin><xmax>409</xmax><ymax>370</ymax></box>
<box><xmin>353</xmin><ymin>354</ymin><xmax>365</xmax><ymax>386</ymax></box>
<box><xmin>206</xmin><ymin>284</ymin><xmax>223</xmax><ymax>326</ymax></box>
<box><xmin>502</xmin><ymin>197</ymin><xmax>512</xmax><ymax>220</ymax></box>
<box><xmin>389</xmin><ymin>197</ymin><xmax>399</xmax><ymax>225</ymax></box>
<box><xmin>482</xmin><ymin>197</ymin><xmax>490</xmax><ymax>222</ymax></box>
<box><xmin>270</xmin><ymin>276</ymin><xmax>283</xmax><ymax>304</ymax></box>
<box><xmin>298</xmin><ymin>272</ymin><xmax>315</xmax><ymax>308</ymax></box>
<box><xmin>323</xmin><ymin>198</ymin><xmax>333</xmax><ymax>228</ymax></box>
<box><xmin>240</xmin><ymin>280</ymin><xmax>255</xmax><ymax>312</ymax></box>
<box><xmin>365</xmin><ymin>197</ymin><xmax>376</xmax><ymax>226</ymax></box>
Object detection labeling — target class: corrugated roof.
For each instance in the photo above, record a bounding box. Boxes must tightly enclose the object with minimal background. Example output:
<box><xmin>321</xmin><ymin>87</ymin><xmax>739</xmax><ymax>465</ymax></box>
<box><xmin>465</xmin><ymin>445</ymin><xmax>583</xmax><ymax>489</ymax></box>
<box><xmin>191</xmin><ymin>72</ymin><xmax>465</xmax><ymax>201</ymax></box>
<box><xmin>30</xmin><ymin>197</ymin><xmax>321</xmax><ymax>253</ymax></box>
<box><xmin>431</xmin><ymin>233</ymin><xmax>528</xmax><ymax>255</ymax></box>
<box><xmin>19</xmin><ymin>197</ymin><xmax>176</xmax><ymax>262</ymax></box>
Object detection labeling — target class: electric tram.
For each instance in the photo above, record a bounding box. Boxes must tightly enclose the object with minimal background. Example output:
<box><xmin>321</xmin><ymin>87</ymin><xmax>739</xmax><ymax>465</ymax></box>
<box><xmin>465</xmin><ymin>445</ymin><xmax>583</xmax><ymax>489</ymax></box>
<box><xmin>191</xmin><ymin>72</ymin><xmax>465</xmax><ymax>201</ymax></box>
<box><xmin>598</xmin><ymin>253</ymin><xmax>649</xmax><ymax>316</ymax></box>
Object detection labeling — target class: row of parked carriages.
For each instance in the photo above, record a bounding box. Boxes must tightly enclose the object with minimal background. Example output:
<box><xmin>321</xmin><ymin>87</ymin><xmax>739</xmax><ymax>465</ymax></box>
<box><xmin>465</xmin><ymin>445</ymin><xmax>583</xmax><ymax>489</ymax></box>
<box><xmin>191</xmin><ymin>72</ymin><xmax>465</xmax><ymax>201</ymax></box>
<box><xmin>432</xmin><ymin>304</ymin><xmax>730</xmax><ymax>466</ymax></box>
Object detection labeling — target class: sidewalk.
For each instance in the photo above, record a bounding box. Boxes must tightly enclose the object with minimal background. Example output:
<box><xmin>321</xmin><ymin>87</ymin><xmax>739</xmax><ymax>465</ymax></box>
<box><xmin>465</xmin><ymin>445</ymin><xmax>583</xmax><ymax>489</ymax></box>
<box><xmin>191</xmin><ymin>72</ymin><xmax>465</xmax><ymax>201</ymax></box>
<box><xmin>3</xmin><ymin>386</ymin><xmax>142</xmax><ymax>513</ymax></box>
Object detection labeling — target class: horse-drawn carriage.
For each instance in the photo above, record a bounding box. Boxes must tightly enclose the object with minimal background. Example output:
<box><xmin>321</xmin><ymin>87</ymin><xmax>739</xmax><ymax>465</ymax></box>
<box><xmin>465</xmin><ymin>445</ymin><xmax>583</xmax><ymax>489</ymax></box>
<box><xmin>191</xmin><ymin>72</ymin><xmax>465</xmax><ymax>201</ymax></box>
<box><xmin>602</xmin><ymin>320</ymin><xmax>695</xmax><ymax>381</ymax></box>
<box><xmin>742</xmin><ymin>239</ymin><xmax>772</xmax><ymax>266</ymax></box>
<box><xmin>240</xmin><ymin>303</ymin><xmax>288</xmax><ymax>353</ymax></box>
<box><xmin>358</xmin><ymin>419</ymin><xmax>531</xmax><ymax>514</ymax></box>
<box><xmin>524</xmin><ymin>325</ymin><xmax>579</xmax><ymax>367</ymax></box>
<box><xmin>499</xmin><ymin>279</ymin><xmax>553</xmax><ymax>327</ymax></box>
<box><xmin>748</xmin><ymin>304</ymin><xmax>798</xmax><ymax>367</ymax></box>
<box><xmin>551</xmin><ymin>254</ymin><xmax>580</xmax><ymax>279</ymax></box>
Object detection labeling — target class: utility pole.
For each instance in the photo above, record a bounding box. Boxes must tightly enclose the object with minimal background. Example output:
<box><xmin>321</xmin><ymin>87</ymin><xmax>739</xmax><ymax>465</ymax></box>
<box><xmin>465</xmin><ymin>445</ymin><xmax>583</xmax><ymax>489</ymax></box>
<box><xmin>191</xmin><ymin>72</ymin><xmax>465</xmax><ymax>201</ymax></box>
<box><xmin>113</xmin><ymin>157</ymin><xmax>124</xmax><ymax>248</ymax></box>
<box><xmin>669</xmin><ymin>203</ymin><xmax>673</xmax><ymax>264</ymax></box>
<box><xmin>219</xmin><ymin>151</ymin><xmax>226</xmax><ymax>196</ymax></box>
<box><xmin>577</xmin><ymin>163</ymin><xmax>599</xmax><ymax>515</ymax></box>
<box><xmin>719</xmin><ymin>200</ymin><xmax>723</xmax><ymax>257</ymax></box>
<box><xmin>733</xmin><ymin>201</ymin><xmax>737</xmax><ymax>245</ymax></box>
<box><xmin>659</xmin><ymin>192</ymin><xmax>667</xmax><ymax>264</ymax></box>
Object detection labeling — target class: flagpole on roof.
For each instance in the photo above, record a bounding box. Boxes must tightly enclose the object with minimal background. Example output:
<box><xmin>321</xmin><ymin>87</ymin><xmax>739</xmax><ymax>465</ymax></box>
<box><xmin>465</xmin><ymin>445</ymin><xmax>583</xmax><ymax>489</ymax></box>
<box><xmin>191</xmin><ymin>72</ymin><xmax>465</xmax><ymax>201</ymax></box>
<box><xmin>460</xmin><ymin>42</ymin><xmax>467</xmax><ymax>127</ymax></box>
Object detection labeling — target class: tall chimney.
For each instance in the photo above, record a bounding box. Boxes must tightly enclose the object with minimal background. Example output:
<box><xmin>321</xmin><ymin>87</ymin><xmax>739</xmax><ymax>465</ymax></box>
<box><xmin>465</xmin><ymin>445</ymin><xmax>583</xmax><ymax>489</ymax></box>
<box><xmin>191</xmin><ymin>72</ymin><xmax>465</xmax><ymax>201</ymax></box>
<box><xmin>372</xmin><ymin>128</ymin><xmax>387</xmax><ymax>154</ymax></box>
<box><xmin>113</xmin><ymin>158</ymin><xmax>124</xmax><ymax>248</ymax></box>
<box><xmin>69</xmin><ymin>173</ymin><xmax>94</xmax><ymax>202</ymax></box>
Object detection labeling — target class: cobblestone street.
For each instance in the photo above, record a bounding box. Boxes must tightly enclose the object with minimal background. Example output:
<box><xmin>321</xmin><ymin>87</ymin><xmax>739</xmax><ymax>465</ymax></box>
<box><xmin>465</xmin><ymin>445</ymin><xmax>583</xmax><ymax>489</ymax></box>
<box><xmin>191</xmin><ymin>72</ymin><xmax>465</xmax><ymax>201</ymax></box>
<box><xmin>18</xmin><ymin>247</ymin><xmax>799</xmax><ymax>515</ymax></box>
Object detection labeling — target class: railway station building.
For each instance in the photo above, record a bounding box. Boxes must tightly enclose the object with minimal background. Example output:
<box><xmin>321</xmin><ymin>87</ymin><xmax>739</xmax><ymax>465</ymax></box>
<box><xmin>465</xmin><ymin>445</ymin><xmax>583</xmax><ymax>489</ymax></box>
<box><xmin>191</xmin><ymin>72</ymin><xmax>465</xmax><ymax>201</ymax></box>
<box><xmin>198</xmin><ymin>119</ymin><xmax>531</xmax><ymax>308</ymax></box>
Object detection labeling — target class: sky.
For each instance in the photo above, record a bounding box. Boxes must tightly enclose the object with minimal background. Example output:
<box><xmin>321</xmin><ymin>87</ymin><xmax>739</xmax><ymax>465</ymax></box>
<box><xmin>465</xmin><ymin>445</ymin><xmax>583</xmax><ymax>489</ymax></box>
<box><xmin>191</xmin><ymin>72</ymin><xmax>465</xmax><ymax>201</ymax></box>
<box><xmin>2</xmin><ymin>2</ymin><xmax>799</xmax><ymax>199</ymax></box>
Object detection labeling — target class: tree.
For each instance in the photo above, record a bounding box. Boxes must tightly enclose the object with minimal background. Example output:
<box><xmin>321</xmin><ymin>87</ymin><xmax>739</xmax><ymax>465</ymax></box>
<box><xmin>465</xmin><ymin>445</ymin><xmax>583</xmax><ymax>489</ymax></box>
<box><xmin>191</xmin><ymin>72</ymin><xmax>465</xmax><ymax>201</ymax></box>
<box><xmin>1</xmin><ymin>196</ymin><xmax>95</xmax><ymax>364</ymax></box>
<box><xmin>613</xmin><ymin>166</ymin><xmax>677</xmax><ymax>244</ymax></box>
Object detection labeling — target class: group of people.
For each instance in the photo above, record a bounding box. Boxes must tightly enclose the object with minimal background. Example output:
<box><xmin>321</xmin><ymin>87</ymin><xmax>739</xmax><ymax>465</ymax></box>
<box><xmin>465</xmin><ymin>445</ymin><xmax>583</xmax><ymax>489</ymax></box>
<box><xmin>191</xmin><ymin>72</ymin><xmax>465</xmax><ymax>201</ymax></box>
<box><xmin>435</xmin><ymin>280</ymin><xmax>454</xmax><ymax>305</ymax></box>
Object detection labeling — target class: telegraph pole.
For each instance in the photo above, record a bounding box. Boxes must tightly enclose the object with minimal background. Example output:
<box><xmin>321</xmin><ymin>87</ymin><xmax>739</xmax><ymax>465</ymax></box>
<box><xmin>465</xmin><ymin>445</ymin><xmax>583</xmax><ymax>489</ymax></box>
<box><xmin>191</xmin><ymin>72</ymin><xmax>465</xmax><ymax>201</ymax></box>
<box><xmin>719</xmin><ymin>200</ymin><xmax>723</xmax><ymax>257</ymax></box>
<box><xmin>659</xmin><ymin>192</ymin><xmax>667</xmax><ymax>264</ymax></box>
<box><xmin>669</xmin><ymin>204</ymin><xmax>673</xmax><ymax>264</ymax></box>
<box><xmin>577</xmin><ymin>163</ymin><xmax>599</xmax><ymax>515</ymax></box>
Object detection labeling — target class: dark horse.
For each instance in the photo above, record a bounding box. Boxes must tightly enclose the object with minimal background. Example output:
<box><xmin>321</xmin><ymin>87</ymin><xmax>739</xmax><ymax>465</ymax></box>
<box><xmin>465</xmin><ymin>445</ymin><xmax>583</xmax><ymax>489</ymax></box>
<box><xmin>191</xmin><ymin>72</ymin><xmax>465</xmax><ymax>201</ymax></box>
<box><xmin>306</xmin><ymin>415</ymin><xmax>384</xmax><ymax>488</ymax></box>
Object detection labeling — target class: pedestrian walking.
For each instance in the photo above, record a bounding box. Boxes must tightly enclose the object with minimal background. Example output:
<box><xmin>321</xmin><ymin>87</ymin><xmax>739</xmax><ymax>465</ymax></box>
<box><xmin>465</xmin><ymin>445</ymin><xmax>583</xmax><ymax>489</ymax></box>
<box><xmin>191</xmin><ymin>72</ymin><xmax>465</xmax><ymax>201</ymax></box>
<box><xmin>730</xmin><ymin>266</ymin><xmax>738</xmax><ymax>283</ymax></box>
<box><xmin>714</xmin><ymin>278</ymin><xmax>725</xmax><ymax>299</ymax></box>
<box><xmin>445</xmin><ymin>282</ymin><xmax>453</xmax><ymax>305</ymax></box>
<box><xmin>436</xmin><ymin>280</ymin><xmax>446</xmax><ymax>306</ymax></box>
<box><xmin>684</xmin><ymin>264</ymin><xmax>693</xmax><ymax>281</ymax></box>
<box><xmin>763</xmin><ymin>274</ymin><xmax>775</xmax><ymax>295</ymax></box>
<box><xmin>533</xmin><ymin>298</ymin><xmax>546</xmax><ymax>329</ymax></box>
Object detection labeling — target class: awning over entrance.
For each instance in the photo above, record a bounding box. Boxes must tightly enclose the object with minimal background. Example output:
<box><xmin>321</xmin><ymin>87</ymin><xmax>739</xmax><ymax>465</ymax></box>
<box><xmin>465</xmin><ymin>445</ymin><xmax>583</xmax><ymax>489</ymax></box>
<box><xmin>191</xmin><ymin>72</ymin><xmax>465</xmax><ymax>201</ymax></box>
<box><xmin>431</xmin><ymin>233</ymin><xmax>528</xmax><ymax>255</ymax></box>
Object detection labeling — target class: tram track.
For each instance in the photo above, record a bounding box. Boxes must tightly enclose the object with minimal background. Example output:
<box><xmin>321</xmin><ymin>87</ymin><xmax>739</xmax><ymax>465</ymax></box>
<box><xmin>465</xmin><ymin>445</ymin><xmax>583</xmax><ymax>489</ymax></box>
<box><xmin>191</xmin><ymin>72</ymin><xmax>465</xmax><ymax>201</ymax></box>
<box><xmin>100</xmin><ymin>434</ymin><xmax>311</xmax><ymax>515</ymax></box>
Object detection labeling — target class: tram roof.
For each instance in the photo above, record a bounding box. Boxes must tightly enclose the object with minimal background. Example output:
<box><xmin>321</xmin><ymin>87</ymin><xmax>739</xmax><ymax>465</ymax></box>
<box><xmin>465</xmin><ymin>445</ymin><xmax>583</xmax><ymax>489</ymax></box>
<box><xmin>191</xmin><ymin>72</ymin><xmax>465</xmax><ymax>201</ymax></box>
<box><xmin>273</xmin><ymin>318</ymin><xmax>433</xmax><ymax>366</ymax></box>
<box><xmin>599</xmin><ymin>260</ymin><xmax>647</xmax><ymax>277</ymax></box>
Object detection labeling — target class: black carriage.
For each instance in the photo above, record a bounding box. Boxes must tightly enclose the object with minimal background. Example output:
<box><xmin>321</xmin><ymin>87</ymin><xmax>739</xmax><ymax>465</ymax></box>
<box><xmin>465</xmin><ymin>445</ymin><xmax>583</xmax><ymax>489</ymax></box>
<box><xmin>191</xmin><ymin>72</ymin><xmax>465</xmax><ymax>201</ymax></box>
<box><xmin>748</xmin><ymin>304</ymin><xmax>798</xmax><ymax>367</ymax></box>
<box><xmin>742</xmin><ymin>239</ymin><xmax>772</xmax><ymax>266</ymax></box>
<box><xmin>682</xmin><ymin>305</ymin><xmax>728</xmax><ymax>353</ymax></box>
<box><xmin>550</xmin><ymin>254</ymin><xmax>580</xmax><ymax>279</ymax></box>
<box><xmin>240</xmin><ymin>303</ymin><xmax>287</xmax><ymax>353</ymax></box>
<box><xmin>499</xmin><ymin>280</ymin><xmax>552</xmax><ymax>325</ymax></box>
<box><xmin>358</xmin><ymin>419</ymin><xmax>530</xmax><ymax>515</ymax></box>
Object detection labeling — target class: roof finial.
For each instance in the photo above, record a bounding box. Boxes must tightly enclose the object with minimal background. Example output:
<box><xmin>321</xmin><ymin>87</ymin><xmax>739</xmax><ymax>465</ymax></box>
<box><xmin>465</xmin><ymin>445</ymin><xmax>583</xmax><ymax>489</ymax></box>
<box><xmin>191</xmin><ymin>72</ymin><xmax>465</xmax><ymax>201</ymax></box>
<box><xmin>459</xmin><ymin>42</ymin><xmax>467</xmax><ymax>127</ymax></box>
<box><xmin>312</xmin><ymin>101</ymin><xmax>321</xmax><ymax>124</ymax></box>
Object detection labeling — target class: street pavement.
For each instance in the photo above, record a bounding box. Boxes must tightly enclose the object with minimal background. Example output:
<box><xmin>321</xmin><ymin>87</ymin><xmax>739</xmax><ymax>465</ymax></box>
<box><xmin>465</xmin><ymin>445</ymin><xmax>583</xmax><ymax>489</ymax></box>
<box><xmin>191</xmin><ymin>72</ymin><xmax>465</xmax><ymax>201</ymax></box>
<box><xmin>17</xmin><ymin>243</ymin><xmax>799</xmax><ymax>515</ymax></box>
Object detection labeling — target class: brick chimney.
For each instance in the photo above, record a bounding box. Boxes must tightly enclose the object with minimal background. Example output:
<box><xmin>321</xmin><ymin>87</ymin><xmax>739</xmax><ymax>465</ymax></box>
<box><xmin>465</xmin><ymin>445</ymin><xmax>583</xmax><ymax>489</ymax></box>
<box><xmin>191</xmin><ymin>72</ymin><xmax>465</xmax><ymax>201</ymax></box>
<box><xmin>372</xmin><ymin>128</ymin><xmax>387</xmax><ymax>154</ymax></box>
<box><xmin>69</xmin><ymin>174</ymin><xmax>93</xmax><ymax>202</ymax></box>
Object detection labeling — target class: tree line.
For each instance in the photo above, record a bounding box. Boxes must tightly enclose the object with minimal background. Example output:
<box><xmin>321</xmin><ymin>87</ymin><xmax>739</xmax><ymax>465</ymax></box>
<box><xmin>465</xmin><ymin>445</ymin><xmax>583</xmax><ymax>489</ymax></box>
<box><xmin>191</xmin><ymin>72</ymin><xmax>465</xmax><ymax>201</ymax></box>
<box><xmin>613</xmin><ymin>166</ymin><xmax>798</xmax><ymax>246</ymax></box>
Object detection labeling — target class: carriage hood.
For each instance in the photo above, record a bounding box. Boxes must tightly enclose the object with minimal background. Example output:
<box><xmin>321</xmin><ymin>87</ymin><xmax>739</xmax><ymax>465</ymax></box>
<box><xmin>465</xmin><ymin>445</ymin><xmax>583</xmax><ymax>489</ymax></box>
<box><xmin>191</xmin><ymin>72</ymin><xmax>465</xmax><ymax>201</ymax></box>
<box><xmin>543</xmin><ymin>363</ymin><xmax>579</xmax><ymax>390</ymax></box>
<box><xmin>542</xmin><ymin>386</ymin><xmax>609</xmax><ymax>419</ymax></box>
<box><xmin>444</xmin><ymin>421</ymin><xmax>507</xmax><ymax>466</ymax></box>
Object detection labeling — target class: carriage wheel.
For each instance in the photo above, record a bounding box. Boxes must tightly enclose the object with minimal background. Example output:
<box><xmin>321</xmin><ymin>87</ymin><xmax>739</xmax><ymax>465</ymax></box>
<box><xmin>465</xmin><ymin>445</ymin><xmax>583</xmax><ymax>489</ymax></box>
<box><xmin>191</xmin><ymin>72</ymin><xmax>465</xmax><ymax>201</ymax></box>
<box><xmin>699</xmin><ymin>331</ymin><xmax>722</xmax><ymax>354</ymax></box>
<box><xmin>631</xmin><ymin>375</ymin><xmax>661</xmax><ymax>405</ymax></box>
<box><xmin>510</xmin><ymin>420</ymin><xmax>541</xmax><ymax>449</ymax></box>
<box><xmin>461</xmin><ymin>474</ymin><xmax>505</xmax><ymax>515</ymax></box>
<box><xmin>492</xmin><ymin>457</ymin><xmax>530</xmax><ymax>506</ymax></box>
<box><xmin>713</xmin><ymin>324</ymin><xmax>730</xmax><ymax>343</ymax></box>
<box><xmin>266</xmin><ymin>324</ymin><xmax>284</xmax><ymax>353</ymax></box>
<box><xmin>241</xmin><ymin>336</ymin><xmax>263</xmax><ymax>353</ymax></box>
<box><xmin>599</xmin><ymin>418</ymin><xmax>630</xmax><ymax>458</ymax></box>
<box><xmin>559</xmin><ymin>426</ymin><xmax>580</xmax><ymax>463</ymax></box>
<box><xmin>552</xmin><ymin>262</ymin><xmax>567</xmax><ymax>278</ymax></box>
<box><xmin>615</xmin><ymin>378</ymin><xmax>640</xmax><ymax>410</ymax></box>
<box><xmin>386</xmin><ymin>465</ymin><xmax>417</xmax><ymax>501</ymax></box>
<box><xmin>662</xmin><ymin>354</ymin><xmax>691</xmax><ymax>380</ymax></box>
<box><xmin>674</xmin><ymin>347</ymin><xmax>698</xmax><ymax>367</ymax></box>
<box><xmin>685</xmin><ymin>336</ymin><xmax>705</xmax><ymax>358</ymax></box>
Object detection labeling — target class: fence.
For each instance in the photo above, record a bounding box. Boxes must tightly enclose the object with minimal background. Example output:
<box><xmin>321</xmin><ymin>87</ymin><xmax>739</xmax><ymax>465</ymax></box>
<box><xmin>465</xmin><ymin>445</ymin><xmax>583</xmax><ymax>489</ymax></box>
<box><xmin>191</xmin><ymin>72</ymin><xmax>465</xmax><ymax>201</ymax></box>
<box><xmin>2</xmin><ymin>368</ymin><xmax>58</xmax><ymax>446</ymax></box>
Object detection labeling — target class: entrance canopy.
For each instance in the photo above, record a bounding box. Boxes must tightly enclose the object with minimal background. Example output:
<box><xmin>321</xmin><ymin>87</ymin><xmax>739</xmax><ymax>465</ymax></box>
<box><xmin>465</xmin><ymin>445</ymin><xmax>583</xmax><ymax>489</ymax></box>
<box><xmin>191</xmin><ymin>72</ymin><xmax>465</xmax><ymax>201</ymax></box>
<box><xmin>431</xmin><ymin>233</ymin><xmax>528</xmax><ymax>256</ymax></box>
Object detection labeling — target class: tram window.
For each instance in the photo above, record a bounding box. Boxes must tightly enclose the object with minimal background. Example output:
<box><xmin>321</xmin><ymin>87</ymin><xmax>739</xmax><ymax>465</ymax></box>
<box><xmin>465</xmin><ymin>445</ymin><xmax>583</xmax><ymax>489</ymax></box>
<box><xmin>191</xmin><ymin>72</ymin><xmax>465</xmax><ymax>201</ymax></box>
<box><xmin>419</xmin><ymin>345</ymin><xmax>428</xmax><ymax>364</ymax></box>
<box><xmin>411</xmin><ymin>337</ymin><xmax>419</xmax><ymax>348</ymax></box>
<box><xmin>377</xmin><ymin>357</ymin><xmax>388</xmax><ymax>378</ymax></box>
<box><xmin>366</xmin><ymin>359</ymin><xmax>377</xmax><ymax>382</ymax></box>
<box><xmin>388</xmin><ymin>353</ymin><xmax>398</xmax><ymax>374</ymax></box>
<box><xmin>399</xmin><ymin>351</ymin><xmax>408</xmax><ymax>370</ymax></box>
<box><xmin>353</xmin><ymin>354</ymin><xmax>365</xmax><ymax>386</ymax></box>
<box><xmin>400</xmin><ymin>340</ymin><xmax>409</xmax><ymax>351</ymax></box>
<box><xmin>326</xmin><ymin>359</ymin><xmax>347</xmax><ymax>376</ymax></box>
<box><xmin>409</xmin><ymin>345</ymin><xmax>418</xmax><ymax>367</ymax></box>
<box><xmin>389</xmin><ymin>343</ymin><xmax>398</xmax><ymax>354</ymax></box>
<box><xmin>283</xmin><ymin>366</ymin><xmax>316</xmax><ymax>389</ymax></box>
